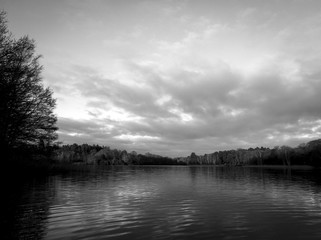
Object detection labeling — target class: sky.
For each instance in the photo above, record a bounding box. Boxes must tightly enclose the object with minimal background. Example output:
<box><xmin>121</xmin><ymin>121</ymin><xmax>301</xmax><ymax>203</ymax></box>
<box><xmin>2</xmin><ymin>0</ymin><xmax>321</xmax><ymax>157</ymax></box>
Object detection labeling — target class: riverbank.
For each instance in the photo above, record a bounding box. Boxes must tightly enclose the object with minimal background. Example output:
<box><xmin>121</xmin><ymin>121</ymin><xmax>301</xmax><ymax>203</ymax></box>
<box><xmin>3</xmin><ymin>159</ymin><xmax>320</xmax><ymax>179</ymax></box>
<box><xmin>2</xmin><ymin>156</ymin><xmax>91</xmax><ymax>178</ymax></box>
<box><xmin>241</xmin><ymin>164</ymin><xmax>318</xmax><ymax>170</ymax></box>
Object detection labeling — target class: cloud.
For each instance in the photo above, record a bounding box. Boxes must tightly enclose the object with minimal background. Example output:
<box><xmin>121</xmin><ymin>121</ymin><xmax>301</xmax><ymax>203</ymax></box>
<box><xmin>14</xmin><ymin>0</ymin><xmax>318</xmax><ymax>157</ymax></box>
<box><xmin>55</xmin><ymin>51</ymin><xmax>321</xmax><ymax>157</ymax></box>
<box><xmin>55</xmin><ymin>8</ymin><xmax>321</xmax><ymax>155</ymax></box>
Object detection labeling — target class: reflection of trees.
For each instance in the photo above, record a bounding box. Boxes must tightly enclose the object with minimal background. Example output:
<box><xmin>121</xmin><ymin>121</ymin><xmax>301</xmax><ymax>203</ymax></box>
<box><xmin>185</xmin><ymin>165</ymin><xmax>321</xmax><ymax>192</ymax></box>
<box><xmin>188</xmin><ymin>166</ymin><xmax>197</xmax><ymax>182</ymax></box>
<box><xmin>1</xmin><ymin>177</ymin><xmax>56</xmax><ymax>239</ymax></box>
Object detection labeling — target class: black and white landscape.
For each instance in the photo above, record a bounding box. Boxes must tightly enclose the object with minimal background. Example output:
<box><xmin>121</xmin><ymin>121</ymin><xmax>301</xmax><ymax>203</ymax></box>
<box><xmin>1</xmin><ymin>1</ymin><xmax>321</xmax><ymax>240</ymax></box>
<box><xmin>3</xmin><ymin>0</ymin><xmax>321</xmax><ymax>157</ymax></box>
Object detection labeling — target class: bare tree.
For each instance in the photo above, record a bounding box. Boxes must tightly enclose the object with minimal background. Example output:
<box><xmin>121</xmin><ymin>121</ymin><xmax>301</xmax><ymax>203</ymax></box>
<box><xmin>0</xmin><ymin>11</ymin><xmax>57</xmax><ymax>152</ymax></box>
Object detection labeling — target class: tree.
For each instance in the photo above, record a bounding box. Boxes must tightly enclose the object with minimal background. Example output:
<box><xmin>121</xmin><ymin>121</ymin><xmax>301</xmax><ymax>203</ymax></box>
<box><xmin>279</xmin><ymin>146</ymin><xmax>292</xmax><ymax>166</ymax></box>
<box><xmin>0</xmin><ymin>11</ymin><xmax>58</xmax><ymax>152</ymax></box>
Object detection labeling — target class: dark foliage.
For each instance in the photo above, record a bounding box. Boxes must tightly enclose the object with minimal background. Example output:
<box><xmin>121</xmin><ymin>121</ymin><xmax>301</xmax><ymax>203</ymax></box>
<box><xmin>0</xmin><ymin>11</ymin><xmax>57</xmax><ymax>153</ymax></box>
<box><xmin>136</xmin><ymin>154</ymin><xmax>177</xmax><ymax>165</ymax></box>
<box><xmin>52</xmin><ymin>139</ymin><xmax>321</xmax><ymax>167</ymax></box>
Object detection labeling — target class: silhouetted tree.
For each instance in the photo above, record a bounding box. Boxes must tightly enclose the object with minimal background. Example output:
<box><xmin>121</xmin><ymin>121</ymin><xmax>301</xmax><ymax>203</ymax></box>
<box><xmin>0</xmin><ymin>11</ymin><xmax>57</xmax><ymax>152</ymax></box>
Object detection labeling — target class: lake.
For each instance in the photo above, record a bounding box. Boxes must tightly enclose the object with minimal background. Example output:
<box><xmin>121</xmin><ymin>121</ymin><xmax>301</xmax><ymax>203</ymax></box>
<box><xmin>2</xmin><ymin>166</ymin><xmax>321</xmax><ymax>239</ymax></box>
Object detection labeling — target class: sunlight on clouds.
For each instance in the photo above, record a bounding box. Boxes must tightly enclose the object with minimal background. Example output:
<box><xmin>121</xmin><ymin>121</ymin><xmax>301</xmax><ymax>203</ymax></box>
<box><xmin>311</xmin><ymin>121</ymin><xmax>321</xmax><ymax>133</ymax></box>
<box><xmin>267</xmin><ymin>134</ymin><xmax>275</xmax><ymax>140</ymax></box>
<box><xmin>67</xmin><ymin>132</ymin><xmax>84</xmax><ymax>137</ymax></box>
<box><xmin>169</xmin><ymin>108</ymin><xmax>193</xmax><ymax>122</ymax></box>
<box><xmin>296</xmin><ymin>134</ymin><xmax>319</xmax><ymax>139</ymax></box>
<box><xmin>55</xmin><ymin>96</ymin><xmax>92</xmax><ymax>120</ymax></box>
<box><xmin>156</xmin><ymin>95</ymin><xmax>172</xmax><ymax>106</ymax></box>
<box><xmin>105</xmin><ymin>107</ymin><xmax>144</xmax><ymax>122</ymax></box>
<box><xmin>115</xmin><ymin>134</ymin><xmax>160</xmax><ymax>141</ymax></box>
<box><xmin>218</xmin><ymin>106</ymin><xmax>244</xmax><ymax>118</ymax></box>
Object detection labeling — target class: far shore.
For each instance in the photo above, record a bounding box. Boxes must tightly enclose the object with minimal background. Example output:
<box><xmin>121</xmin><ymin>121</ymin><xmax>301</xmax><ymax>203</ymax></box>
<box><xmin>240</xmin><ymin>165</ymin><xmax>317</xmax><ymax>170</ymax></box>
<box><xmin>63</xmin><ymin>163</ymin><xmax>320</xmax><ymax>170</ymax></box>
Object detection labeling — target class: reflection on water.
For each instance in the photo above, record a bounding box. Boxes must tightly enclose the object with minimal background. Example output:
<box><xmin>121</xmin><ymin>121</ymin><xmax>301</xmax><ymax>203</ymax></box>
<box><xmin>1</xmin><ymin>177</ymin><xmax>56</xmax><ymax>239</ymax></box>
<box><xmin>2</xmin><ymin>166</ymin><xmax>321</xmax><ymax>239</ymax></box>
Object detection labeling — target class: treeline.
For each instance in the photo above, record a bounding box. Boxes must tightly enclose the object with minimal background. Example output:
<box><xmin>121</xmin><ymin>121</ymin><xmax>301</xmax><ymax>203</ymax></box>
<box><xmin>54</xmin><ymin>144</ymin><xmax>179</xmax><ymax>165</ymax></box>
<box><xmin>53</xmin><ymin>139</ymin><xmax>321</xmax><ymax>167</ymax></box>
<box><xmin>177</xmin><ymin>139</ymin><xmax>321</xmax><ymax>167</ymax></box>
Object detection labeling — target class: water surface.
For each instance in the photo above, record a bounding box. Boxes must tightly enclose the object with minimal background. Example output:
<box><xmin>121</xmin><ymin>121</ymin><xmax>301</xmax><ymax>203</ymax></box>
<box><xmin>2</xmin><ymin>166</ymin><xmax>321</xmax><ymax>239</ymax></box>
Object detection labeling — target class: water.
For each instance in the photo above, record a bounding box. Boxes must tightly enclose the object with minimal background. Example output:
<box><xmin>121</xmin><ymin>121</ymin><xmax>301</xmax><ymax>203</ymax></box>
<box><xmin>2</xmin><ymin>166</ymin><xmax>321</xmax><ymax>240</ymax></box>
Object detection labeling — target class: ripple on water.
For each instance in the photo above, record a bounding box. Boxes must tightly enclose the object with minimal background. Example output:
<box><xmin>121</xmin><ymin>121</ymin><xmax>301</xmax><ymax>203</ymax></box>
<box><xmin>4</xmin><ymin>166</ymin><xmax>321</xmax><ymax>240</ymax></box>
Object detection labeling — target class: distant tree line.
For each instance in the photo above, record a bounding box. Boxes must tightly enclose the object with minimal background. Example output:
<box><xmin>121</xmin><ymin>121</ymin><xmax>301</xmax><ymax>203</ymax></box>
<box><xmin>54</xmin><ymin>143</ymin><xmax>180</xmax><ymax>165</ymax></box>
<box><xmin>178</xmin><ymin>139</ymin><xmax>321</xmax><ymax>167</ymax></box>
<box><xmin>53</xmin><ymin>139</ymin><xmax>321</xmax><ymax>167</ymax></box>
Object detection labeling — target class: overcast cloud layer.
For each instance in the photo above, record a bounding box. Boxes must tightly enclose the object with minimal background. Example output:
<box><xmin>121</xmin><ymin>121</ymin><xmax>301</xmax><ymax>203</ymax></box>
<box><xmin>3</xmin><ymin>0</ymin><xmax>321</xmax><ymax>157</ymax></box>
